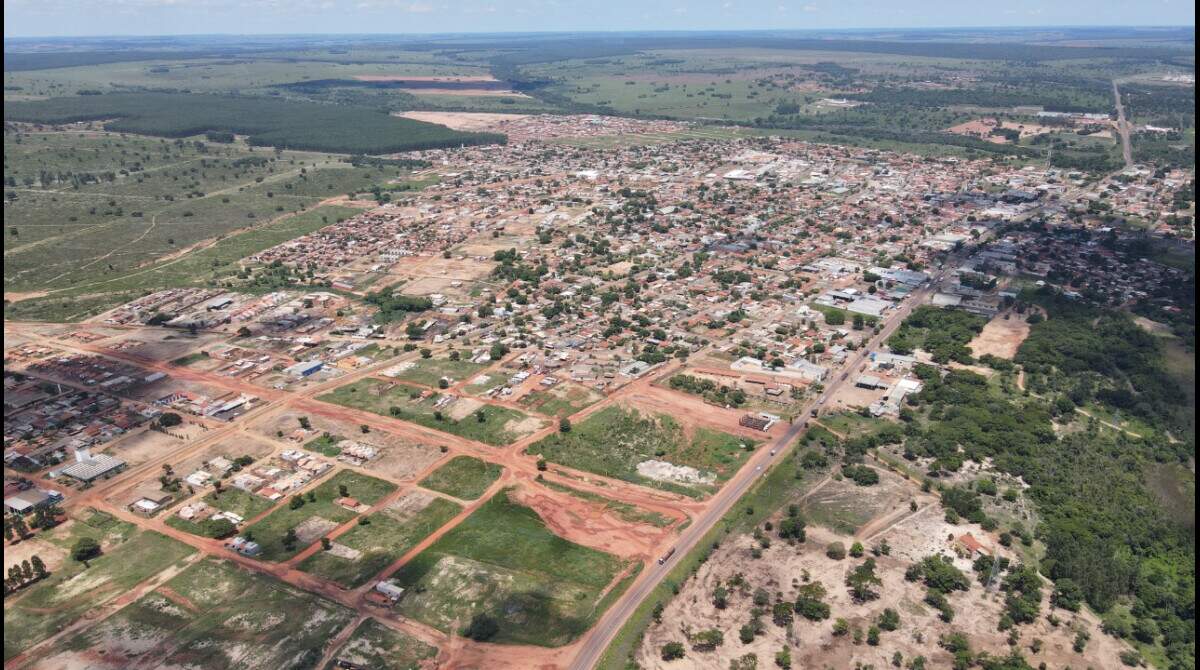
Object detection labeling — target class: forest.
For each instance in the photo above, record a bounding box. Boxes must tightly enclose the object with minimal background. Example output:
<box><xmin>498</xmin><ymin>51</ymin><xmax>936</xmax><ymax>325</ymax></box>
<box><xmin>4</xmin><ymin>93</ymin><xmax>506</xmax><ymax>154</ymax></box>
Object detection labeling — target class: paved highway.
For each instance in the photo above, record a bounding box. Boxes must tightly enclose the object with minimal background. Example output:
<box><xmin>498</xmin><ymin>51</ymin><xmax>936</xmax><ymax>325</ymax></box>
<box><xmin>568</xmin><ymin>275</ymin><xmax>946</xmax><ymax>670</ymax></box>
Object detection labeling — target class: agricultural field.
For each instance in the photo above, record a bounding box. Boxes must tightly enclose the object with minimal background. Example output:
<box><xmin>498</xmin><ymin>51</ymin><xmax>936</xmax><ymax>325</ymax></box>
<box><xmin>3</xmin><ymin>510</ymin><xmax>197</xmax><ymax>661</ymax></box>
<box><xmin>298</xmin><ymin>493</ymin><xmax>461</xmax><ymax>588</ymax></box>
<box><xmin>390</xmin><ymin>489</ymin><xmax>632</xmax><ymax>646</ymax></box>
<box><xmin>324</xmin><ymin>619</ymin><xmax>437</xmax><ymax>670</ymax></box>
<box><xmin>38</xmin><ymin>558</ymin><xmax>357</xmax><ymax>670</ymax></box>
<box><xmin>418</xmin><ymin>455</ymin><xmax>504</xmax><ymax>500</ymax></box>
<box><xmin>317</xmin><ymin>378</ymin><xmax>545</xmax><ymax>446</ymax></box>
<box><xmin>241</xmin><ymin>469</ymin><xmax>398</xmax><ymax>562</ymax></box>
<box><xmin>527</xmin><ymin>405</ymin><xmax>754</xmax><ymax>497</ymax></box>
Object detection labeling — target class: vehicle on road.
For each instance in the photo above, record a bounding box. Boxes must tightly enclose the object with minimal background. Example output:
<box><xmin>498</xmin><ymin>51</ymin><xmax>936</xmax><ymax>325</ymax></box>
<box><xmin>657</xmin><ymin>548</ymin><xmax>676</xmax><ymax>565</ymax></box>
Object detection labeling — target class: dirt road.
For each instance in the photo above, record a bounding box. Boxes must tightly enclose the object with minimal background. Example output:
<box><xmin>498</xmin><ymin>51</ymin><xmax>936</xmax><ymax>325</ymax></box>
<box><xmin>1112</xmin><ymin>80</ymin><xmax>1134</xmax><ymax>168</ymax></box>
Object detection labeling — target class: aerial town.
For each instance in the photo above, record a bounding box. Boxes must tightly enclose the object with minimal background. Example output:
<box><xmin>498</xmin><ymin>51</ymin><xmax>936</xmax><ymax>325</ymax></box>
<box><xmin>4</xmin><ymin>24</ymin><xmax>1196</xmax><ymax>670</ymax></box>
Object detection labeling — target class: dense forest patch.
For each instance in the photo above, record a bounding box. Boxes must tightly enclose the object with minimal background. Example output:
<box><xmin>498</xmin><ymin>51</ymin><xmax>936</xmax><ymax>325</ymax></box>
<box><xmin>4</xmin><ymin>93</ymin><xmax>505</xmax><ymax>154</ymax></box>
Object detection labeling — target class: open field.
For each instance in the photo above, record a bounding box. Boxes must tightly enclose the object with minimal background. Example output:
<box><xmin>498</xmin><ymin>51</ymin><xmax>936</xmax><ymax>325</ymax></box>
<box><xmin>391</xmin><ymin>488</ymin><xmax>631</xmax><ymax>646</ymax></box>
<box><xmin>383</xmin><ymin>355</ymin><xmax>489</xmax><ymax>388</ymax></box>
<box><xmin>241</xmin><ymin>469</ymin><xmax>398</xmax><ymax>562</ymax></box>
<box><xmin>324</xmin><ymin>618</ymin><xmax>437</xmax><ymax>670</ymax></box>
<box><xmin>527</xmin><ymin>404</ymin><xmax>754</xmax><ymax>497</ymax></box>
<box><xmin>3</xmin><ymin>511</ymin><xmax>197</xmax><ymax>661</ymax></box>
<box><xmin>299</xmin><ymin>492</ymin><xmax>461</xmax><ymax>588</ymax></box>
<box><xmin>418</xmin><ymin>455</ymin><xmax>503</xmax><ymax>500</ymax></box>
<box><xmin>518</xmin><ymin>380</ymin><xmax>605</xmax><ymax>416</ymax></box>
<box><xmin>317</xmin><ymin>377</ymin><xmax>545</xmax><ymax>446</ymax></box>
<box><xmin>39</xmin><ymin>557</ymin><xmax>357</xmax><ymax>670</ymax></box>
<box><xmin>968</xmin><ymin>311</ymin><xmax>1032</xmax><ymax>359</ymax></box>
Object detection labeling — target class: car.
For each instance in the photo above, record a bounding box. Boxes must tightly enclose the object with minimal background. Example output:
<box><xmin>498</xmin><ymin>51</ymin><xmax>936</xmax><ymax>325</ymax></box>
<box><xmin>769</xmin><ymin>449</ymin><xmax>777</xmax><ymax>456</ymax></box>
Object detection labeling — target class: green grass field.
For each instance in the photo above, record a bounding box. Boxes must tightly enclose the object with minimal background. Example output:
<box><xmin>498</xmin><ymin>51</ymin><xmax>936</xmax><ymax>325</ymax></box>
<box><xmin>3</xmin><ymin>510</ymin><xmax>197</xmax><ymax>661</ymax></box>
<box><xmin>526</xmin><ymin>405</ymin><xmax>754</xmax><ymax>497</ymax></box>
<box><xmin>45</xmin><ymin>557</ymin><xmax>356</xmax><ymax>670</ymax></box>
<box><xmin>298</xmin><ymin>496</ymin><xmax>461</xmax><ymax>588</ymax></box>
<box><xmin>390</xmin><ymin>489</ymin><xmax>629</xmax><ymax>646</ymax></box>
<box><xmin>418</xmin><ymin>456</ymin><xmax>503</xmax><ymax>500</ymax></box>
<box><xmin>241</xmin><ymin>469</ymin><xmax>397</xmax><ymax>562</ymax></box>
<box><xmin>317</xmin><ymin>378</ymin><xmax>545</xmax><ymax>446</ymax></box>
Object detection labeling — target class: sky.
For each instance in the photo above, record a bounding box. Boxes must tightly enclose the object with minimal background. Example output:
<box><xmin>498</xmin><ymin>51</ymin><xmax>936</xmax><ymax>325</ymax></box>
<box><xmin>3</xmin><ymin>0</ymin><xmax>1195</xmax><ymax>38</ymax></box>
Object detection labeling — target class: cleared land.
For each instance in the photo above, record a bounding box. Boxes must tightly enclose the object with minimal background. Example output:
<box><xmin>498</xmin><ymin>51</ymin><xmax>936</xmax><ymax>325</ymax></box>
<box><xmin>40</xmin><ymin>557</ymin><xmax>357</xmax><ymax>670</ymax></box>
<box><xmin>324</xmin><ymin>618</ymin><xmax>437</xmax><ymax>670</ymax></box>
<box><xmin>526</xmin><ymin>405</ymin><xmax>754</xmax><ymax>497</ymax></box>
<box><xmin>317</xmin><ymin>378</ymin><xmax>545</xmax><ymax>446</ymax></box>
<box><xmin>391</xmin><ymin>489</ymin><xmax>631</xmax><ymax>646</ymax></box>
<box><xmin>299</xmin><ymin>492</ymin><xmax>461</xmax><ymax>588</ymax></box>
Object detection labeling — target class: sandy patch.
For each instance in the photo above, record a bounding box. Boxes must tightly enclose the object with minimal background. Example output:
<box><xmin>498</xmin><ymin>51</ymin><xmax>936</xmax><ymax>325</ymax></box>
<box><xmin>398</xmin><ymin>111</ymin><xmax>530</xmax><ymax>131</ymax></box>
<box><xmin>356</xmin><ymin>75</ymin><xmax>498</xmax><ymax>83</ymax></box>
<box><xmin>636</xmin><ymin>459</ymin><xmax>716</xmax><ymax>486</ymax></box>
<box><xmin>967</xmin><ymin>312</ymin><xmax>1031</xmax><ymax>359</ymax></box>
<box><xmin>4</xmin><ymin>536</ymin><xmax>67</xmax><ymax>574</ymax></box>
<box><xmin>327</xmin><ymin>543</ymin><xmax>363</xmax><ymax>561</ymax></box>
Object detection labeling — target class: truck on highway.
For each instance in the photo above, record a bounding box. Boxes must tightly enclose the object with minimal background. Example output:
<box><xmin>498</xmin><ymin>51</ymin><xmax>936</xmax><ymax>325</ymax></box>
<box><xmin>657</xmin><ymin>548</ymin><xmax>676</xmax><ymax>565</ymax></box>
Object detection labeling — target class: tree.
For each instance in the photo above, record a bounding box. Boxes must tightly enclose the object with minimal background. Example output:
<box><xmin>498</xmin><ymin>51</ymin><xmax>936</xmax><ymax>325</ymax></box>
<box><xmin>878</xmin><ymin>607</ymin><xmax>901</xmax><ymax>631</ymax></box>
<box><xmin>321</xmin><ymin>537</ymin><xmax>332</xmax><ymax>550</ymax></box>
<box><xmin>463</xmin><ymin>613</ymin><xmax>500</xmax><ymax>641</ymax></box>
<box><xmin>847</xmin><ymin>559</ymin><xmax>883</xmax><ymax>602</ymax></box>
<box><xmin>71</xmin><ymin>536</ymin><xmax>101</xmax><ymax>563</ymax></box>
<box><xmin>283</xmin><ymin>527</ymin><xmax>298</xmax><ymax>550</ymax></box>
<box><xmin>559</xmin><ymin>417</ymin><xmax>572</xmax><ymax>433</ymax></box>
<box><xmin>661</xmin><ymin>641</ymin><xmax>685</xmax><ymax>660</ymax></box>
<box><xmin>158</xmin><ymin>412</ymin><xmax>183</xmax><ymax>428</ymax></box>
<box><xmin>30</xmin><ymin>555</ymin><xmax>47</xmax><ymax>580</ymax></box>
<box><xmin>199</xmin><ymin>517</ymin><xmax>236</xmax><ymax>539</ymax></box>
<box><xmin>298</xmin><ymin>416</ymin><xmax>311</xmax><ymax>430</ymax></box>
<box><xmin>849</xmin><ymin>541</ymin><xmax>865</xmax><ymax>557</ymax></box>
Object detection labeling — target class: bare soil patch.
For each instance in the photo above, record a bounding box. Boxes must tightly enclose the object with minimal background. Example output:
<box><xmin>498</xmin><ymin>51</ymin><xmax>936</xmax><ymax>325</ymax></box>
<box><xmin>397</xmin><ymin>111</ymin><xmax>529</xmax><ymax>131</ymax></box>
<box><xmin>968</xmin><ymin>312</ymin><xmax>1031</xmax><ymax>359</ymax></box>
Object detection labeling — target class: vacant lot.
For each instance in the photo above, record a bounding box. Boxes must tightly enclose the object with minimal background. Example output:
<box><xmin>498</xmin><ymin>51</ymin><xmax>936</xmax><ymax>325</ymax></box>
<box><xmin>391</xmin><ymin>489</ymin><xmax>630</xmax><ymax>646</ymax></box>
<box><xmin>299</xmin><ymin>492</ymin><xmax>461</xmax><ymax>588</ymax></box>
<box><xmin>519</xmin><ymin>381</ymin><xmax>605</xmax><ymax>416</ymax></box>
<box><xmin>385</xmin><ymin>355</ymin><xmax>489</xmax><ymax>387</ymax></box>
<box><xmin>41</xmin><ymin>557</ymin><xmax>357</xmax><ymax>670</ymax></box>
<box><xmin>317</xmin><ymin>378</ymin><xmax>545</xmax><ymax>446</ymax></box>
<box><xmin>3</xmin><ymin>510</ymin><xmax>196</xmax><ymax>661</ymax></box>
<box><xmin>242</xmin><ymin>469</ymin><xmax>397</xmax><ymax>562</ymax></box>
<box><xmin>968</xmin><ymin>312</ymin><xmax>1032</xmax><ymax>359</ymax></box>
<box><xmin>527</xmin><ymin>405</ymin><xmax>753</xmax><ymax>497</ymax></box>
<box><xmin>419</xmin><ymin>455</ymin><xmax>504</xmax><ymax>500</ymax></box>
<box><xmin>325</xmin><ymin>618</ymin><xmax>437</xmax><ymax>670</ymax></box>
